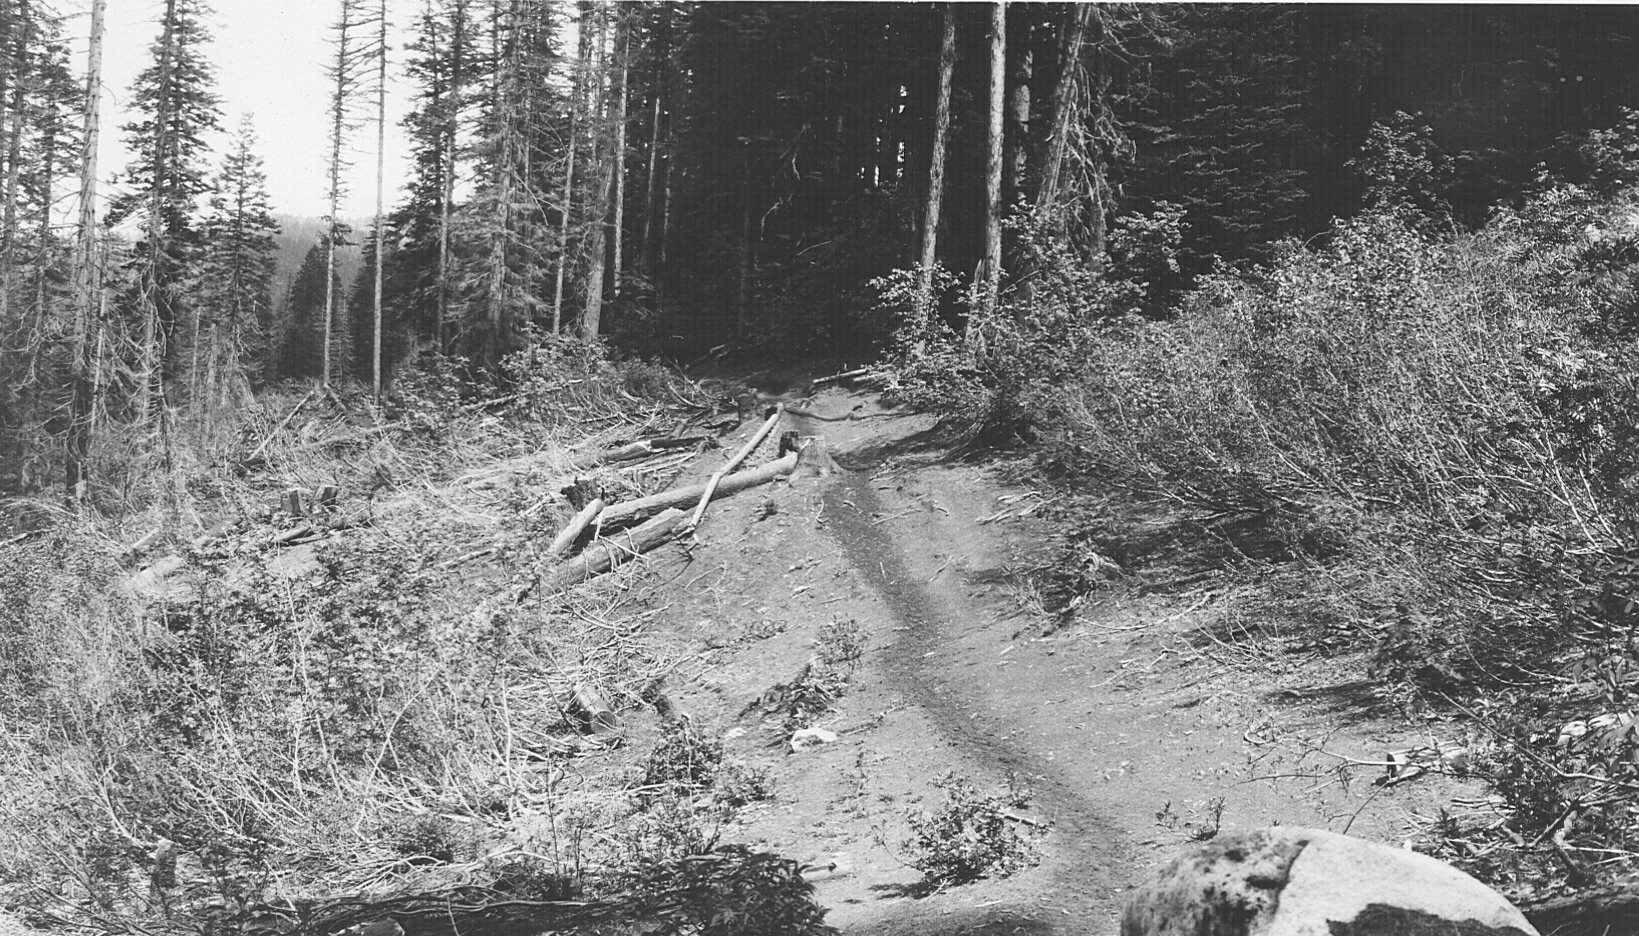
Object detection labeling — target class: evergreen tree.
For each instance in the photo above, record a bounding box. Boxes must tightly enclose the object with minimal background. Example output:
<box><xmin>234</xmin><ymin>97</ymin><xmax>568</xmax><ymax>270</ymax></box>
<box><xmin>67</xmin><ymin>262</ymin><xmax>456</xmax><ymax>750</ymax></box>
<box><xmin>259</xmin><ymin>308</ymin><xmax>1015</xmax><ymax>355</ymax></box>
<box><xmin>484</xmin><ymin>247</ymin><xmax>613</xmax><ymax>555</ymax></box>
<box><xmin>196</xmin><ymin>116</ymin><xmax>278</xmax><ymax>404</ymax></box>
<box><xmin>107</xmin><ymin>0</ymin><xmax>222</xmax><ymax>418</ymax></box>
<box><xmin>279</xmin><ymin>242</ymin><xmax>346</xmax><ymax>381</ymax></box>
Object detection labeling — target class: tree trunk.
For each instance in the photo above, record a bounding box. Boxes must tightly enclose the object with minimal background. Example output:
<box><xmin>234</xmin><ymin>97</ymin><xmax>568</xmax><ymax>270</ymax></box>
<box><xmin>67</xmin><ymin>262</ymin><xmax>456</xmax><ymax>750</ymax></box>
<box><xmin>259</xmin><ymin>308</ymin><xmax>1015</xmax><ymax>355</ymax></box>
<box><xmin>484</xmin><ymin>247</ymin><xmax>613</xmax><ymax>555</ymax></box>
<box><xmin>66</xmin><ymin>0</ymin><xmax>105</xmax><ymax>501</ymax></box>
<box><xmin>736</xmin><ymin>204</ymin><xmax>754</xmax><ymax>343</ymax></box>
<box><xmin>372</xmin><ymin>0</ymin><xmax>386</xmax><ymax>401</ymax></box>
<box><xmin>970</xmin><ymin>0</ymin><xmax>1006</xmax><ymax>355</ymax></box>
<box><xmin>437</xmin><ymin>0</ymin><xmax>467</xmax><ymax>351</ymax></box>
<box><xmin>597</xmin><ymin>451</ymin><xmax>798</xmax><ymax>527</ymax></box>
<box><xmin>1007</xmin><ymin>7</ymin><xmax>1032</xmax><ymax>201</ymax></box>
<box><xmin>551</xmin><ymin>1</ymin><xmax>591</xmax><ymax>335</ymax></box>
<box><xmin>912</xmin><ymin>3</ymin><xmax>956</xmax><ymax>344</ymax></box>
<box><xmin>609</xmin><ymin>20</ymin><xmax>630</xmax><ymax>300</ymax></box>
<box><xmin>639</xmin><ymin>6</ymin><xmax>669</xmax><ymax>276</ymax></box>
<box><xmin>1036</xmin><ymin>3</ymin><xmax>1090</xmax><ymax>221</ymax></box>
<box><xmin>0</xmin><ymin>0</ymin><xmax>28</xmax><ymax>329</ymax></box>
<box><xmin>579</xmin><ymin>4</ymin><xmax>617</xmax><ymax>341</ymax></box>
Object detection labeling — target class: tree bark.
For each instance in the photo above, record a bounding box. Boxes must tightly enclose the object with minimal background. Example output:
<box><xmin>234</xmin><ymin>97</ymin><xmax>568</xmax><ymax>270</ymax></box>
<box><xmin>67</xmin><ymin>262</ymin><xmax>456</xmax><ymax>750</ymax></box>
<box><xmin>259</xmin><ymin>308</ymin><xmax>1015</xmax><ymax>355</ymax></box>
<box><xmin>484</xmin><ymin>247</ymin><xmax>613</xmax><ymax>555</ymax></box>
<box><xmin>578</xmin><ymin>4</ymin><xmax>615</xmax><ymax>340</ymax></box>
<box><xmin>66</xmin><ymin>0</ymin><xmax>105</xmax><ymax>501</ymax></box>
<box><xmin>912</xmin><ymin>3</ymin><xmax>956</xmax><ymax>344</ymax></box>
<box><xmin>0</xmin><ymin>0</ymin><xmax>29</xmax><ymax>328</ymax></box>
<box><xmin>970</xmin><ymin>0</ymin><xmax>1006</xmax><ymax>355</ymax></box>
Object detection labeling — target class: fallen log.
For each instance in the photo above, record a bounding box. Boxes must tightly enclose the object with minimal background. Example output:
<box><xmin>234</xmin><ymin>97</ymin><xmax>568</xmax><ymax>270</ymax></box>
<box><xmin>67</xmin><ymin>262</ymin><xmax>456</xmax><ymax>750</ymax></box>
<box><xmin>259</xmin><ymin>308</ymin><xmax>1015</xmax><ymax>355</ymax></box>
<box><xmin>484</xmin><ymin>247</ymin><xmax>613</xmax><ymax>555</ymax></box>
<box><xmin>566</xmin><ymin>436</ymin><xmax>708</xmax><ymax>472</ymax></box>
<box><xmin>597</xmin><ymin>451</ymin><xmax>798</xmax><ymax>526</ymax></box>
<box><xmin>539</xmin><ymin>507</ymin><xmax>687</xmax><ymax>593</ymax></box>
<box><xmin>686</xmin><ymin>405</ymin><xmax>784</xmax><ymax>531</ymax></box>
<box><xmin>810</xmin><ymin>366</ymin><xmax>873</xmax><ymax>388</ymax></box>
<box><xmin>547</xmin><ymin>497</ymin><xmax>605</xmax><ymax>559</ymax></box>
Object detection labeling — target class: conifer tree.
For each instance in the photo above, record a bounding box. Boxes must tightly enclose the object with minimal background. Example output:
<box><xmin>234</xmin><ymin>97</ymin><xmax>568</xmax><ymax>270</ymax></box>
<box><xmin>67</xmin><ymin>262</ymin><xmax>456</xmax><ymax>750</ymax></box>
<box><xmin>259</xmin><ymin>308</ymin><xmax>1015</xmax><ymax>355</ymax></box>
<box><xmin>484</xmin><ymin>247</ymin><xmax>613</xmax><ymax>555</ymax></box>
<box><xmin>108</xmin><ymin>0</ymin><xmax>222</xmax><ymax>419</ymax></box>
<box><xmin>196</xmin><ymin>116</ymin><xmax>278</xmax><ymax>406</ymax></box>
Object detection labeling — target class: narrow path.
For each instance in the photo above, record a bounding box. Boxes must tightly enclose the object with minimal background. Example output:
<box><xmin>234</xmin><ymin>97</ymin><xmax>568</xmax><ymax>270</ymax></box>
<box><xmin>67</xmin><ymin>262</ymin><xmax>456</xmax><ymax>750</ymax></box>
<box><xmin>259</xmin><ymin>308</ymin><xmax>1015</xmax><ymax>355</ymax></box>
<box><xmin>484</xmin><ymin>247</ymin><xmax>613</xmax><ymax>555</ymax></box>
<box><xmin>816</xmin><ymin>456</ymin><xmax>1133</xmax><ymax>932</ymax></box>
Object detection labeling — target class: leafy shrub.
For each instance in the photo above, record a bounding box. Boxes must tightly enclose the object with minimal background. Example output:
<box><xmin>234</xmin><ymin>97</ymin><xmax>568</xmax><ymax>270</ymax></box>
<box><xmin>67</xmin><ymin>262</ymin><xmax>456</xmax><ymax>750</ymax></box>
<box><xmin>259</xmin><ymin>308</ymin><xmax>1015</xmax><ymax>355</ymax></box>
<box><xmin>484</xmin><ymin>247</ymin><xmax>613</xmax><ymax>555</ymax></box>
<box><xmin>903</xmin><ymin>774</ymin><xmax>1042</xmax><ymax>886</ymax></box>
<box><xmin>642</xmin><ymin>729</ymin><xmax>724</xmax><ymax>796</ymax></box>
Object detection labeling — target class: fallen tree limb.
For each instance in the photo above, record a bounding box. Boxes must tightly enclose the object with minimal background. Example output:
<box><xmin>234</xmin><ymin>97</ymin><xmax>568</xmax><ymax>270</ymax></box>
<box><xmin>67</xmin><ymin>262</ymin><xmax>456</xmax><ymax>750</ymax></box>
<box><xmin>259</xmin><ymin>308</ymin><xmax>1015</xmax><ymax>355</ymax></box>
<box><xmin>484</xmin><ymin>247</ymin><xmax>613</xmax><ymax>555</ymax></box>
<box><xmin>547</xmin><ymin>497</ymin><xmax>605</xmax><ymax>559</ymax></box>
<box><xmin>810</xmin><ymin>366</ymin><xmax>873</xmax><ymax>388</ymax></box>
<box><xmin>686</xmin><ymin>405</ymin><xmax>784</xmax><ymax>531</ymax></box>
<box><xmin>598</xmin><ymin>451</ymin><xmax>798</xmax><ymax>527</ymax></box>
<box><xmin>566</xmin><ymin>436</ymin><xmax>710</xmax><ymax>472</ymax></box>
<box><xmin>539</xmin><ymin>507</ymin><xmax>687</xmax><ymax>593</ymax></box>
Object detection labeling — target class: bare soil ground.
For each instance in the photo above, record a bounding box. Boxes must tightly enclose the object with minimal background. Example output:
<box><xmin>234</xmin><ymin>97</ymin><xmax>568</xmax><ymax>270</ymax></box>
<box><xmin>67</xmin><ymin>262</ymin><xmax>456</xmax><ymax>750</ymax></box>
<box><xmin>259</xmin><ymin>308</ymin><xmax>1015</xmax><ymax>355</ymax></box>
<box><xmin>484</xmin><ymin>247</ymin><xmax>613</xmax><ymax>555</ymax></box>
<box><xmin>608</xmin><ymin>377</ymin><xmax>1494</xmax><ymax>934</ymax></box>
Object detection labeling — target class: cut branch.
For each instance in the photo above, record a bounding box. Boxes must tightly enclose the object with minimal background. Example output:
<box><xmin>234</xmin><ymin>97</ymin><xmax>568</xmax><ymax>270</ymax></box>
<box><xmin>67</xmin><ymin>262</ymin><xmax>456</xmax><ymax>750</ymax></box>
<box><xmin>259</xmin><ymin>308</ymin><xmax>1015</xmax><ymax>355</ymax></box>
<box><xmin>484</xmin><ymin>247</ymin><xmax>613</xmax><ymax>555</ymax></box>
<box><xmin>547</xmin><ymin>497</ymin><xmax>605</xmax><ymax>559</ymax></box>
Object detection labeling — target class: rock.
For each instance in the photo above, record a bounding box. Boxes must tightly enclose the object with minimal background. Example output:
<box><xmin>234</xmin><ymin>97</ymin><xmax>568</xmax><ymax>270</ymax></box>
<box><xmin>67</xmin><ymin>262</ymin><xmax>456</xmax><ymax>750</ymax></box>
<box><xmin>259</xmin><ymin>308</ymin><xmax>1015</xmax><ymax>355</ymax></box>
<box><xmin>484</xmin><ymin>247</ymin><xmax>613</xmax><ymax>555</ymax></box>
<box><xmin>799</xmin><ymin>851</ymin><xmax>855</xmax><ymax>882</ymax></box>
<box><xmin>789</xmin><ymin>727</ymin><xmax>837</xmax><ymax>752</ymax></box>
<box><xmin>1121</xmin><ymin>827</ymin><xmax>1537</xmax><ymax>936</ymax></box>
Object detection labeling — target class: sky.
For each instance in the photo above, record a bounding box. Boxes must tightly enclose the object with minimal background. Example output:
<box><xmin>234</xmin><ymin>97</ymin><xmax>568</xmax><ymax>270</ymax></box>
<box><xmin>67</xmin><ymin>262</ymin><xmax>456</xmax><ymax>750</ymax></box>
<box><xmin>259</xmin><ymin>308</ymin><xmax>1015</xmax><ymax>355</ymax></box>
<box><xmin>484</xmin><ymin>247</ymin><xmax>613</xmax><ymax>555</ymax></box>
<box><xmin>85</xmin><ymin>0</ymin><xmax>416</xmax><ymax>221</ymax></box>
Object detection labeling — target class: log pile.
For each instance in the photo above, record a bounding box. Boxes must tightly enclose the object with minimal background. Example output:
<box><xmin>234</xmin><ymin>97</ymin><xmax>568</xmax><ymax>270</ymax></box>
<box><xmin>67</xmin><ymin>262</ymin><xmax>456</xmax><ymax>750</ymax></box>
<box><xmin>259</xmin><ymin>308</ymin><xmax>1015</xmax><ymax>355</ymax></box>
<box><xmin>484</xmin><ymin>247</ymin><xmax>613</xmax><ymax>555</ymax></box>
<box><xmin>518</xmin><ymin>404</ymin><xmax>827</xmax><ymax>599</ymax></box>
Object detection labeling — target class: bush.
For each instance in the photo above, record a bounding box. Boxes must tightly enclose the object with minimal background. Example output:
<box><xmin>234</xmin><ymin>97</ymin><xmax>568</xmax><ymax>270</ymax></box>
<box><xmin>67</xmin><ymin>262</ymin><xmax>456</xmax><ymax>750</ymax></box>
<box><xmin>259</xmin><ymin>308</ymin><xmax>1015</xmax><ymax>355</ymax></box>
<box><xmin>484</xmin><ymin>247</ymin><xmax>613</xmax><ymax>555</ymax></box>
<box><xmin>903</xmin><ymin>774</ymin><xmax>1042</xmax><ymax>886</ymax></box>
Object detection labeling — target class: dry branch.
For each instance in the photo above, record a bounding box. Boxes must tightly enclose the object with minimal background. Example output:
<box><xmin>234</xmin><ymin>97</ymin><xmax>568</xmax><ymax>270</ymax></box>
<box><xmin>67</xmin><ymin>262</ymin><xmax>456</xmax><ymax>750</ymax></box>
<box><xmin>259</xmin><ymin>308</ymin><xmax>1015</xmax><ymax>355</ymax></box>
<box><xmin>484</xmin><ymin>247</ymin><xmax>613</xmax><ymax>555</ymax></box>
<box><xmin>598</xmin><ymin>451</ymin><xmax>798</xmax><ymax>526</ymax></box>
<box><xmin>810</xmin><ymin>366</ymin><xmax>873</xmax><ymax>388</ymax></box>
<box><xmin>566</xmin><ymin>435</ymin><xmax>708</xmax><ymax>472</ymax></box>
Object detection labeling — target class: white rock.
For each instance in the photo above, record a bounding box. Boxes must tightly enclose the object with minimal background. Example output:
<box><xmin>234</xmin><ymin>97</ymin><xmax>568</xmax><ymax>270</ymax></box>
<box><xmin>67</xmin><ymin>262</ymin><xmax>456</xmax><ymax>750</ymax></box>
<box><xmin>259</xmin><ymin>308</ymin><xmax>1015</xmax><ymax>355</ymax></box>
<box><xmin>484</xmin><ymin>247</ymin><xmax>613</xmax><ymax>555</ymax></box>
<box><xmin>1122</xmin><ymin>827</ymin><xmax>1536</xmax><ymax>936</ymax></box>
<box><xmin>789</xmin><ymin>727</ymin><xmax>838</xmax><ymax>752</ymax></box>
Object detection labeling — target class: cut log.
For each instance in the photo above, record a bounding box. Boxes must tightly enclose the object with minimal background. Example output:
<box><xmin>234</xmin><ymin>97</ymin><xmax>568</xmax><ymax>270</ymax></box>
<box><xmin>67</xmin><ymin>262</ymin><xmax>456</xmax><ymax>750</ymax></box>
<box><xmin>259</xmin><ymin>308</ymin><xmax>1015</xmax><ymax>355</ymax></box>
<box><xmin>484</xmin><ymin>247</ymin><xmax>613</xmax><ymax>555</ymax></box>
<box><xmin>540</xmin><ymin>507</ymin><xmax>688</xmax><ymax>593</ymax></box>
<box><xmin>547</xmin><ymin>497</ymin><xmax>605</xmax><ymax>559</ymax></box>
<box><xmin>686</xmin><ymin>405</ymin><xmax>784</xmax><ymax>531</ymax></box>
<box><xmin>272</xmin><ymin>524</ymin><xmax>317</xmax><ymax>546</ymax></box>
<box><xmin>598</xmin><ymin>451</ymin><xmax>798</xmax><ymax>526</ymax></box>
<box><xmin>810</xmin><ymin>366</ymin><xmax>873</xmax><ymax>388</ymax></box>
<box><xmin>567</xmin><ymin>683</ymin><xmax>620</xmax><ymax>735</ymax></box>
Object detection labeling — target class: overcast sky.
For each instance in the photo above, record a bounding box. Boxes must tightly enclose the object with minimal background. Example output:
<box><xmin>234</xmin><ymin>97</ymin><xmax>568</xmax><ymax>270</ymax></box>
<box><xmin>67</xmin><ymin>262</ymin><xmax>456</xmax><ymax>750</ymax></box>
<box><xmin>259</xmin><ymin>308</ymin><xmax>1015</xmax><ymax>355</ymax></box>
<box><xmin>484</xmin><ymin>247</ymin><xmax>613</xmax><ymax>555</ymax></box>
<box><xmin>85</xmin><ymin>0</ymin><xmax>416</xmax><ymax>220</ymax></box>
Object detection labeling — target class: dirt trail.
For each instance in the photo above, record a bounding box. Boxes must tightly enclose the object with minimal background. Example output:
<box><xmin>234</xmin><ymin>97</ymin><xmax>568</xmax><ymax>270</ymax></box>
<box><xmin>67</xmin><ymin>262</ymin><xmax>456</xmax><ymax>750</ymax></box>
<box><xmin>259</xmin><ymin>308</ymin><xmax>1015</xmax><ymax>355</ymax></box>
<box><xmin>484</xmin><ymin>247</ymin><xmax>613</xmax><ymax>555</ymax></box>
<box><xmin>646</xmin><ymin>380</ymin><xmax>1483</xmax><ymax>935</ymax></box>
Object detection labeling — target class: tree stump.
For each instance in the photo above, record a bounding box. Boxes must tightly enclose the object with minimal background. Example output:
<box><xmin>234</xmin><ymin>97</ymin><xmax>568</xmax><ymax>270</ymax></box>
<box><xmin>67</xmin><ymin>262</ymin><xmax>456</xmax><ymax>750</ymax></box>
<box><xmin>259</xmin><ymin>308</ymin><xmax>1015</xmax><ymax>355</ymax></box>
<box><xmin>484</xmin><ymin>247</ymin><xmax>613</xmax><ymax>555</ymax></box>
<box><xmin>280</xmin><ymin>488</ymin><xmax>306</xmax><ymax>517</ymax></box>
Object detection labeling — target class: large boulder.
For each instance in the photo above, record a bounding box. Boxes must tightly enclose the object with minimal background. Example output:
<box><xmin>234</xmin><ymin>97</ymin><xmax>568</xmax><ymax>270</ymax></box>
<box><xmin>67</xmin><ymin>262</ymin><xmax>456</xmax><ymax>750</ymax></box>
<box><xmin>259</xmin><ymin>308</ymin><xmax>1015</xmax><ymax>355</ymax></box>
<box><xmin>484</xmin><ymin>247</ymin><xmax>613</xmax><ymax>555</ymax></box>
<box><xmin>1122</xmin><ymin>827</ymin><xmax>1537</xmax><ymax>936</ymax></box>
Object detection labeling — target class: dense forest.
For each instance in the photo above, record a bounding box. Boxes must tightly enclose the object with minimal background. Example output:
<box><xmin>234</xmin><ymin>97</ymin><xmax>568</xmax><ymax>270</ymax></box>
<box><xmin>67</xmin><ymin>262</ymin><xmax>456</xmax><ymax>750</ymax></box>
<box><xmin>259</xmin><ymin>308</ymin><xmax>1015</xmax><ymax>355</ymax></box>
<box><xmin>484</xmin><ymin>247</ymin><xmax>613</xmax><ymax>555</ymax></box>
<box><xmin>3</xmin><ymin>2</ymin><xmax>1639</xmax><ymax>499</ymax></box>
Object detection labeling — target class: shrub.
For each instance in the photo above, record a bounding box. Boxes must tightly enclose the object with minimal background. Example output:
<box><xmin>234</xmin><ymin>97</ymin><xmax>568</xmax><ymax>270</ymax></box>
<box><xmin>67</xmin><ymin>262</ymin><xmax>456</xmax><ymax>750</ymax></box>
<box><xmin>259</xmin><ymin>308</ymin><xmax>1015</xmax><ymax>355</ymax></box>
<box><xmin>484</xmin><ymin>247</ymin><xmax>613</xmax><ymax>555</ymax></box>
<box><xmin>903</xmin><ymin>774</ymin><xmax>1042</xmax><ymax>886</ymax></box>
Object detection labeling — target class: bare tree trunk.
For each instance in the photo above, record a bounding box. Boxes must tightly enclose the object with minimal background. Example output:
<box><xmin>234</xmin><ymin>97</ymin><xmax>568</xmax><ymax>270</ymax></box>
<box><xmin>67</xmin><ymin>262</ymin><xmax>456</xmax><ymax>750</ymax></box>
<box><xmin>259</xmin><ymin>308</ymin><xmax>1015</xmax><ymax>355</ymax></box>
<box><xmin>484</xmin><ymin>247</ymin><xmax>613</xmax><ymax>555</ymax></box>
<box><xmin>66</xmin><ymin>0</ymin><xmax>105</xmax><ymax>501</ymax></box>
<box><xmin>912</xmin><ymin>3</ymin><xmax>956</xmax><ymax>344</ymax></box>
<box><xmin>1007</xmin><ymin>8</ymin><xmax>1031</xmax><ymax>201</ymax></box>
<box><xmin>579</xmin><ymin>4</ymin><xmax>616</xmax><ymax>341</ymax></box>
<box><xmin>639</xmin><ymin>5</ymin><xmax>669</xmax><ymax>276</ymax></box>
<box><xmin>1036</xmin><ymin>3</ymin><xmax>1089</xmax><ymax>218</ymax></box>
<box><xmin>736</xmin><ymin>204</ymin><xmax>754</xmax><ymax>343</ymax></box>
<box><xmin>324</xmin><ymin>0</ymin><xmax>360</xmax><ymax>387</ymax></box>
<box><xmin>372</xmin><ymin>0</ymin><xmax>386</xmax><ymax>402</ymax></box>
<box><xmin>0</xmin><ymin>0</ymin><xmax>28</xmax><ymax>329</ymax></box>
<box><xmin>970</xmin><ymin>0</ymin><xmax>1006</xmax><ymax>355</ymax></box>
<box><xmin>552</xmin><ymin>0</ymin><xmax>592</xmax><ymax>334</ymax></box>
<box><xmin>485</xmin><ymin>0</ymin><xmax>515</xmax><ymax>364</ymax></box>
<box><xmin>436</xmin><ymin>0</ymin><xmax>467</xmax><ymax>351</ymax></box>
<box><xmin>609</xmin><ymin>21</ymin><xmax>630</xmax><ymax>301</ymax></box>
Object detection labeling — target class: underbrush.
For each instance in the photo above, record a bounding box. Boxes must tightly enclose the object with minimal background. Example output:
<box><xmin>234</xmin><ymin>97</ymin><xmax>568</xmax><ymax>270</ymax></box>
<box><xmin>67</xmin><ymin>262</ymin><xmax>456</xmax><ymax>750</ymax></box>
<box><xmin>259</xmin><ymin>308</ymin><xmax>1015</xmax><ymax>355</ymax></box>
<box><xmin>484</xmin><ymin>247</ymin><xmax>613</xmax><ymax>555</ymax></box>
<box><xmin>1042</xmin><ymin>188</ymin><xmax>1639</xmax><ymax>892</ymax></box>
<box><xmin>0</xmin><ymin>340</ymin><xmax>834</xmax><ymax>934</ymax></box>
